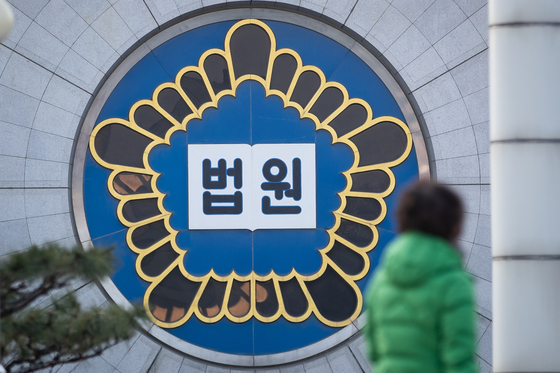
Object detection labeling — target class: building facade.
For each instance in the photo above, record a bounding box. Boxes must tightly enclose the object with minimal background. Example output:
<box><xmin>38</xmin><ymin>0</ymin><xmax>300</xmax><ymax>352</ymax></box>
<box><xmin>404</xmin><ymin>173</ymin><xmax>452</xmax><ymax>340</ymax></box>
<box><xmin>0</xmin><ymin>0</ymin><xmax>491</xmax><ymax>372</ymax></box>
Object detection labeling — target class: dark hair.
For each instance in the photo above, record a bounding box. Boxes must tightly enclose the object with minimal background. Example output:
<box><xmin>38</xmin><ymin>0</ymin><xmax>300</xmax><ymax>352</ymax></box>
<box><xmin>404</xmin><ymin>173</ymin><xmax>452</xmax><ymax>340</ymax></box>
<box><xmin>397</xmin><ymin>180</ymin><xmax>463</xmax><ymax>241</ymax></box>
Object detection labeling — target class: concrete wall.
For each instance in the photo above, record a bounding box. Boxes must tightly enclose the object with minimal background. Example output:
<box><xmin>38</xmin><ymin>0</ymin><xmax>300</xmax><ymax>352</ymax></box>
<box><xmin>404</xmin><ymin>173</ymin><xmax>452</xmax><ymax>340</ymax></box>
<box><xmin>0</xmin><ymin>0</ymin><xmax>491</xmax><ymax>372</ymax></box>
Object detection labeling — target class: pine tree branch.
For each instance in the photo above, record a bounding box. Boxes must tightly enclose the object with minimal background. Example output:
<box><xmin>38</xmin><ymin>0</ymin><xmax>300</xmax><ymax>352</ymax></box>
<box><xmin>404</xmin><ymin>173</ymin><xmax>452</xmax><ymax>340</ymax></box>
<box><xmin>1</xmin><ymin>243</ymin><xmax>147</xmax><ymax>373</ymax></box>
<box><xmin>1</xmin><ymin>275</ymin><xmax>66</xmax><ymax>318</ymax></box>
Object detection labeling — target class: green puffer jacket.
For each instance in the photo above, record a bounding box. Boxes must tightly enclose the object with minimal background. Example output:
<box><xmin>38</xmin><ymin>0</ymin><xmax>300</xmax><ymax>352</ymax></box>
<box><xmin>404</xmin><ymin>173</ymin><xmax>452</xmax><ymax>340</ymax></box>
<box><xmin>364</xmin><ymin>231</ymin><xmax>476</xmax><ymax>373</ymax></box>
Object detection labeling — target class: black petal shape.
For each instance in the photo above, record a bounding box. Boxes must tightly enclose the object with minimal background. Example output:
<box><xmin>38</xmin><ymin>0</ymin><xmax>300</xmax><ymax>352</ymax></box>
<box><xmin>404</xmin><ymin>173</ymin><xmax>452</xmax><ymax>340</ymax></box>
<box><xmin>94</xmin><ymin>124</ymin><xmax>151</xmax><ymax>168</ymax></box>
<box><xmin>326</xmin><ymin>241</ymin><xmax>365</xmax><ymax>276</ymax></box>
<box><xmin>309</xmin><ymin>87</ymin><xmax>344</xmax><ymax>122</ymax></box>
<box><xmin>335</xmin><ymin>218</ymin><xmax>374</xmax><ymax>248</ymax></box>
<box><xmin>157</xmin><ymin>88</ymin><xmax>192</xmax><ymax>123</ymax></box>
<box><xmin>122</xmin><ymin>198</ymin><xmax>160</xmax><ymax>223</ymax></box>
<box><xmin>180</xmin><ymin>71</ymin><xmax>211</xmax><ymax>109</ymax></box>
<box><xmin>230</xmin><ymin>24</ymin><xmax>271</xmax><ymax>79</ymax></box>
<box><xmin>134</xmin><ymin>105</ymin><xmax>174</xmax><ymax>138</ymax></box>
<box><xmin>203</xmin><ymin>54</ymin><xmax>232</xmax><ymax>94</ymax></box>
<box><xmin>279</xmin><ymin>278</ymin><xmax>308</xmax><ymax>317</ymax></box>
<box><xmin>350</xmin><ymin>170</ymin><xmax>391</xmax><ymax>194</ymax></box>
<box><xmin>131</xmin><ymin>219</ymin><xmax>169</xmax><ymax>249</ymax></box>
<box><xmin>198</xmin><ymin>278</ymin><xmax>227</xmax><ymax>318</ymax></box>
<box><xmin>140</xmin><ymin>242</ymin><xmax>179</xmax><ymax>277</ymax></box>
<box><xmin>270</xmin><ymin>54</ymin><xmax>297</xmax><ymax>94</ymax></box>
<box><xmin>291</xmin><ymin>71</ymin><xmax>321</xmax><ymax>109</ymax></box>
<box><xmin>328</xmin><ymin>103</ymin><xmax>369</xmax><ymax>138</ymax></box>
<box><xmin>148</xmin><ymin>266</ymin><xmax>200</xmax><ymax>322</ymax></box>
<box><xmin>351</xmin><ymin>121</ymin><xmax>408</xmax><ymax>166</ymax></box>
<box><xmin>255</xmin><ymin>280</ymin><xmax>279</xmax><ymax>318</ymax></box>
<box><xmin>306</xmin><ymin>266</ymin><xmax>358</xmax><ymax>322</ymax></box>
<box><xmin>343</xmin><ymin>197</ymin><xmax>382</xmax><ymax>222</ymax></box>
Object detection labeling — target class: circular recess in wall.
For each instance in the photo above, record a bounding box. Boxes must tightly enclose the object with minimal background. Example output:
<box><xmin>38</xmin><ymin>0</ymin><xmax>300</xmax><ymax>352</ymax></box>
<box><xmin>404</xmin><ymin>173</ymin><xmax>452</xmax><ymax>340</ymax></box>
<box><xmin>72</xmin><ymin>8</ymin><xmax>429</xmax><ymax>367</ymax></box>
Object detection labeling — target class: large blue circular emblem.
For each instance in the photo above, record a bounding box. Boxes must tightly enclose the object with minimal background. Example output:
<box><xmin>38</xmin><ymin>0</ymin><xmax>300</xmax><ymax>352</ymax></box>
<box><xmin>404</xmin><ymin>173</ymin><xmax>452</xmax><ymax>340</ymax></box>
<box><xmin>82</xmin><ymin>19</ymin><xmax>420</xmax><ymax>356</ymax></box>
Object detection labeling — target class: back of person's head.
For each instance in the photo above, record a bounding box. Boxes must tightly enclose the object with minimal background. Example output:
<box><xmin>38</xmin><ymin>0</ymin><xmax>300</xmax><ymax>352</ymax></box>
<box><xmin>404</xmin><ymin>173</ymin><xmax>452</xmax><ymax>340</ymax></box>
<box><xmin>397</xmin><ymin>180</ymin><xmax>463</xmax><ymax>242</ymax></box>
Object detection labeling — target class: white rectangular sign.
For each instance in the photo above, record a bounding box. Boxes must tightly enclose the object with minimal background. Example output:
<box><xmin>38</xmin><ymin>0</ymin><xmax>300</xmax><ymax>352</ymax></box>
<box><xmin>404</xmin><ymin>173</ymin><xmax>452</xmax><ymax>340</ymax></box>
<box><xmin>188</xmin><ymin>143</ymin><xmax>316</xmax><ymax>230</ymax></box>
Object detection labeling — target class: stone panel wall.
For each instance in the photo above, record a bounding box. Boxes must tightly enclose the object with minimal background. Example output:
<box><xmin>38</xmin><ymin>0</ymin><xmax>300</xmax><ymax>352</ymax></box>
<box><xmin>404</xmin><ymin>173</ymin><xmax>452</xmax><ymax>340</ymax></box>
<box><xmin>0</xmin><ymin>1</ymin><xmax>491</xmax><ymax>372</ymax></box>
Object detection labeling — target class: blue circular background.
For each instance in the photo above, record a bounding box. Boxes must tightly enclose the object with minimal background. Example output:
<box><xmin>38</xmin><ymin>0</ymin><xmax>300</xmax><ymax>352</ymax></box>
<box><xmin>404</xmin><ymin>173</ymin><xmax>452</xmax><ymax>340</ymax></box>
<box><xmin>83</xmin><ymin>20</ymin><xmax>419</xmax><ymax>355</ymax></box>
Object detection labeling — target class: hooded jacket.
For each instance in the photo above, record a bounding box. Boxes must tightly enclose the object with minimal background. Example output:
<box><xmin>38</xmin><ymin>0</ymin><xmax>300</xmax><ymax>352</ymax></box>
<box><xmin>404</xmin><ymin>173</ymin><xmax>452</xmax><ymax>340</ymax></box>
<box><xmin>364</xmin><ymin>231</ymin><xmax>476</xmax><ymax>373</ymax></box>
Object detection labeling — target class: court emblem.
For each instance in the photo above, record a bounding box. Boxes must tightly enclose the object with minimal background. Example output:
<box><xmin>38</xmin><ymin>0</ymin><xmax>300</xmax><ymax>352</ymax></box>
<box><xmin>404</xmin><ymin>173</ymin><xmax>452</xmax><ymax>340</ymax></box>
<box><xmin>88</xmin><ymin>19</ymin><xmax>412</xmax><ymax>330</ymax></box>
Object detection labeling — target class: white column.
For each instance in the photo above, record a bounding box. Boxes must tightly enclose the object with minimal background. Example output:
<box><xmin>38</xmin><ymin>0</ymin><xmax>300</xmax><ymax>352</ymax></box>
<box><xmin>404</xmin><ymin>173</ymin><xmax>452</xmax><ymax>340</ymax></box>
<box><xmin>490</xmin><ymin>0</ymin><xmax>560</xmax><ymax>371</ymax></box>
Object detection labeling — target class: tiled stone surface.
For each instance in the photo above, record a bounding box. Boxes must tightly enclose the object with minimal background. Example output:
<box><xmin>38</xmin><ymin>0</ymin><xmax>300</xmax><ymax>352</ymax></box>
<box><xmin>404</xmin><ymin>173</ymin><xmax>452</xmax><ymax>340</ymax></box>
<box><xmin>300</xmin><ymin>0</ymin><xmax>327</xmax><ymax>14</ymax></box>
<box><xmin>7</xmin><ymin>0</ymin><xmax>49</xmax><ymax>19</ymax></box>
<box><xmin>435</xmin><ymin>155</ymin><xmax>481</xmax><ymax>184</ymax></box>
<box><xmin>147</xmin><ymin>349</ymin><xmax>183</xmax><ymax>373</ymax></box>
<box><xmin>65</xmin><ymin>0</ymin><xmax>112</xmax><ymax>24</ymax></box>
<box><xmin>473</xmin><ymin>121</ymin><xmax>490</xmax><ymax>155</ymax></box>
<box><xmin>449</xmin><ymin>184</ymin><xmax>481</xmax><ymax>214</ymax></box>
<box><xmin>24</xmin><ymin>188</ymin><xmax>70</xmax><ymax>217</ymax></box>
<box><xmin>303</xmin><ymin>357</ymin><xmax>334</xmax><ymax>373</ymax></box>
<box><xmin>415</xmin><ymin>0</ymin><xmax>466</xmax><ymax>44</ymax></box>
<box><xmin>399</xmin><ymin>46</ymin><xmax>446</xmax><ymax>91</ymax></box>
<box><xmin>457</xmin><ymin>239</ymin><xmax>473</xmax><ymax>266</ymax></box>
<box><xmin>454</xmin><ymin>0</ymin><xmax>486</xmax><ymax>18</ymax></box>
<box><xmin>450</xmin><ymin>50</ymin><xmax>488</xmax><ymax>97</ymax></box>
<box><xmin>35</xmin><ymin>0</ymin><xmax>88</xmax><ymax>47</ymax></box>
<box><xmin>26</xmin><ymin>130</ymin><xmax>73</xmax><ymax>163</ymax></box>
<box><xmin>0</xmin><ymin>189</ymin><xmax>26</xmax><ymax>222</ymax></box>
<box><xmin>0</xmin><ymin>218</ymin><xmax>31</xmax><ymax>256</ymax></box>
<box><xmin>424</xmin><ymin>99</ymin><xmax>471</xmax><ymax>136</ymax></box>
<box><xmin>16</xmin><ymin>21</ymin><xmax>69</xmax><ymax>71</ymax></box>
<box><xmin>459</xmin><ymin>212</ymin><xmax>478</xmax><ymax>244</ymax></box>
<box><xmin>73</xmin><ymin>356</ymin><xmax>116</xmax><ymax>373</ymax></box>
<box><xmin>2</xmin><ymin>5</ymin><xmax>32</xmax><ymax>49</ymax></box>
<box><xmin>116</xmin><ymin>335</ymin><xmax>161</xmax><ymax>373</ymax></box>
<box><xmin>27</xmin><ymin>212</ymin><xmax>74</xmax><ymax>244</ymax></box>
<box><xmin>348</xmin><ymin>333</ymin><xmax>372</xmax><ymax>372</ymax></box>
<box><xmin>473</xmin><ymin>275</ymin><xmax>492</xmax><ymax>318</ymax></box>
<box><xmin>101</xmin><ymin>332</ymin><xmax>141</xmax><ymax>368</ymax></box>
<box><xmin>0</xmin><ymin>121</ymin><xmax>31</xmax><ymax>157</ymax></box>
<box><xmin>92</xmin><ymin>7</ymin><xmax>137</xmax><ymax>54</ymax></box>
<box><xmin>345</xmin><ymin>0</ymin><xmax>389</xmax><ymax>37</ymax></box>
<box><xmin>178</xmin><ymin>358</ymin><xmax>206</xmax><ymax>373</ymax></box>
<box><xmin>464</xmin><ymin>87</ymin><xmax>489</xmax><ymax>125</ymax></box>
<box><xmin>144</xmin><ymin>0</ymin><xmax>180</xmax><ymax>25</ymax></box>
<box><xmin>32</xmin><ymin>102</ymin><xmax>81</xmax><ymax>139</ymax></box>
<box><xmin>114</xmin><ymin>0</ymin><xmax>158</xmax><ymax>38</ymax></box>
<box><xmin>24</xmin><ymin>158</ymin><xmax>70</xmax><ymax>187</ymax></box>
<box><xmin>434</xmin><ymin>19</ymin><xmax>486</xmax><ymax>69</ymax></box>
<box><xmin>387</xmin><ymin>24</ymin><xmax>430</xmax><ymax>68</ymax></box>
<box><xmin>0</xmin><ymin>155</ymin><xmax>26</xmax><ymax>188</ymax></box>
<box><xmin>365</xmin><ymin>5</ymin><xmax>411</xmax><ymax>52</ymax></box>
<box><xmin>470</xmin><ymin>4</ymin><xmax>488</xmax><ymax>42</ymax></box>
<box><xmin>476</xmin><ymin>314</ymin><xmax>491</xmax><ymax>344</ymax></box>
<box><xmin>175</xmin><ymin>0</ymin><xmax>203</xmax><ymax>15</ymax></box>
<box><xmin>42</xmin><ymin>75</ymin><xmax>91</xmax><ymax>115</ymax></box>
<box><xmin>0</xmin><ymin>85</ymin><xmax>40</xmax><ymax>128</ymax></box>
<box><xmin>0</xmin><ymin>1</ymin><xmax>492</xmax><ymax>371</ymax></box>
<box><xmin>279</xmin><ymin>364</ymin><xmax>305</xmax><ymax>373</ymax></box>
<box><xmin>477</xmin><ymin>323</ymin><xmax>492</xmax><ymax>365</ymax></box>
<box><xmin>326</xmin><ymin>346</ymin><xmax>362</xmax><ymax>372</ymax></box>
<box><xmin>206</xmin><ymin>365</ymin><xmax>231</xmax><ymax>373</ymax></box>
<box><xmin>72</xmin><ymin>27</ymin><xmax>118</xmax><ymax>72</ymax></box>
<box><xmin>413</xmin><ymin>72</ymin><xmax>462</xmax><ymax>112</ymax></box>
<box><xmin>323</xmin><ymin>0</ymin><xmax>357</xmax><ymax>24</ymax></box>
<box><xmin>467</xmin><ymin>244</ymin><xmax>492</xmax><ymax>282</ymax></box>
<box><xmin>0</xmin><ymin>51</ymin><xmax>51</xmax><ymax>100</ymax></box>
<box><xmin>56</xmin><ymin>49</ymin><xmax>104</xmax><ymax>93</ymax></box>
<box><xmin>392</xmin><ymin>0</ymin><xmax>435</xmax><ymax>23</ymax></box>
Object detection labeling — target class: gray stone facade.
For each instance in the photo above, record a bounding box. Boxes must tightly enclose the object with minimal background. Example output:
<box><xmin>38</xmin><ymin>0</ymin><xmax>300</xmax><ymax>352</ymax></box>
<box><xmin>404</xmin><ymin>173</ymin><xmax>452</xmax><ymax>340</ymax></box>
<box><xmin>0</xmin><ymin>0</ymin><xmax>491</xmax><ymax>372</ymax></box>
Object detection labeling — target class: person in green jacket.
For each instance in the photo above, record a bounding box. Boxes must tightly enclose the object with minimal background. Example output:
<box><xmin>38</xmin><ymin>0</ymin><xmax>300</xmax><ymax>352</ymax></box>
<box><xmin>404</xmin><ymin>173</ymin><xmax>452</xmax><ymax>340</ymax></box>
<box><xmin>364</xmin><ymin>181</ymin><xmax>476</xmax><ymax>373</ymax></box>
